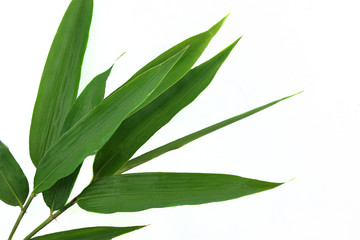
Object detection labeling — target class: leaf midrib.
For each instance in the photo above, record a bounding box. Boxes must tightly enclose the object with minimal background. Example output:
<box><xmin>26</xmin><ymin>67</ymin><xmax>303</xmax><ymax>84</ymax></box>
<box><xmin>0</xmin><ymin>168</ymin><xmax>22</xmax><ymax>207</ymax></box>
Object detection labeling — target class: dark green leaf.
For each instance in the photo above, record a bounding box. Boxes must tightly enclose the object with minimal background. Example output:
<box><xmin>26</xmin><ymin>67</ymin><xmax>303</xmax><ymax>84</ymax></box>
<box><xmin>117</xmin><ymin>92</ymin><xmax>302</xmax><ymax>174</ymax></box>
<box><xmin>34</xmin><ymin>47</ymin><xmax>187</xmax><ymax>194</ymax></box>
<box><xmin>93</xmin><ymin>39</ymin><xmax>240</xmax><ymax>179</ymax></box>
<box><xmin>30</xmin><ymin>226</ymin><xmax>145</xmax><ymax>240</ymax></box>
<box><xmin>43</xmin><ymin>65</ymin><xmax>113</xmax><ymax>211</ymax></box>
<box><xmin>29</xmin><ymin>0</ymin><xmax>93</xmax><ymax>167</ymax></box>
<box><xmin>128</xmin><ymin>15</ymin><xmax>228</xmax><ymax>110</ymax></box>
<box><xmin>0</xmin><ymin>141</ymin><xmax>29</xmax><ymax>207</ymax></box>
<box><xmin>78</xmin><ymin>172</ymin><xmax>282</xmax><ymax>213</ymax></box>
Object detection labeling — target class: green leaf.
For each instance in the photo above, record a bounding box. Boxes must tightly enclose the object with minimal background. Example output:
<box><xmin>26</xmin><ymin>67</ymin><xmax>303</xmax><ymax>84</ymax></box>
<box><xmin>117</xmin><ymin>92</ymin><xmax>302</xmax><ymax>174</ymax></box>
<box><xmin>30</xmin><ymin>226</ymin><xmax>145</xmax><ymax>240</ymax></box>
<box><xmin>33</xmin><ymin>47</ymin><xmax>187</xmax><ymax>194</ymax></box>
<box><xmin>43</xmin><ymin>65</ymin><xmax>113</xmax><ymax>211</ymax></box>
<box><xmin>93</xmin><ymin>38</ymin><xmax>240</xmax><ymax>179</ymax></box>
<box><xmin>78</xmin><ymin>173</ymin><xmax>282</xmax><ymax>213</ymax></box>
<box><xmin>29</xmin><ymin>0</ymin><xmax>93</xmax><ymax>167</ymax></box>
<box><xmin>127</xmin><ymin>15</ymin><xmax>228</xmax><ymax>110</ymax></box>
<box><xmin>0</xmin><ymin>141</ymin><xmax>29</xmax><ymax>207</ymax></box>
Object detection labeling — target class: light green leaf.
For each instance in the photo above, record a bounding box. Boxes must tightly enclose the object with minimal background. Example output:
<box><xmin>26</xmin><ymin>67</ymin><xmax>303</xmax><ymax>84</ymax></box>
<box><xmin>127</xmin><ymin>15</ymin><xmax>228</xmax><ymax>110</ymax></box>
<box><xmin>34</xmin><ymin>47</ymin><xmax>187</xmax><ymax>194</ymax></box>
<box><xmin>117</xmin><ymin>92</ymin><xmax>301</xmax><ymax>174</ymax></box>
<box><xmin>0</xmin><ymin>141</ymin><xmax>29</xmax><ymax>207</ymax></box>
<box><xmin>29</xmin><ymin>0</ymin><xmax>93</xmax><ymax>167</ymax></box>
<box><xmin>43</xmin><ymin>65</ymin><xmax>113</xmax><ymax>211</ymax></box>
<box><xmin>93</xmin><ymin>38</ymin><xmax>240</xmax><ymax>180</ymax></box>
<box><xmin>78</xmin><ymin>173</ymin><xmax>282</xmax><ymax>213</ymax></box>
<box><xmin>30</xmin><ymin>226</ymin><xmax>145</xmax><ymax>240</ymax></box>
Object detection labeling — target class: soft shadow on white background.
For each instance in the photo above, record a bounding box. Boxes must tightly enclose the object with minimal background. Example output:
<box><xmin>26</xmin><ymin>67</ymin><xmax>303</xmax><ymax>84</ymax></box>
<box><xmin>0</xmin><ymin>0</ymin><xmax>360</xmax><ymax>239</ymax></box>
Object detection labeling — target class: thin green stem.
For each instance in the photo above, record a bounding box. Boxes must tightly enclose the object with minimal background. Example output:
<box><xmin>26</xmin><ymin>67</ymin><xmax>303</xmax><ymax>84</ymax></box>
<box><xmin>23</xmin><ymin>197</ymin><xmax>78</xmax><ymax>240</ymax></box>
<box><xmin>8</xmin><ymin>193</ymin><xmax>36</xmax><ymax>240</ymax></box>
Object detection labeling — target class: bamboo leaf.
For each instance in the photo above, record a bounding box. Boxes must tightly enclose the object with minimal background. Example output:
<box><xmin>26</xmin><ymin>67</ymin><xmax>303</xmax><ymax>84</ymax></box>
<box><xmin>93</xmin><ymin>38</ymin><xmax>240</xmax><ymax>180</ymax></box>
<box><xmin>29</xmin><ymin>0</ymin><xmax>93</xmax><ymax>167</ymax></box>
<box><xmin>127</xmin><ymin>15</ymin><xmax>228</xmax><ymax>110</ymax></box>
<box><xmin>30</xmin><ymin>226</ymin><xmax>145</xmax><ymax>240</ymax></box>
<box><xmin>78</xmin><ymin>173</ymin><xmax>282</xmax><ymax>213</ymax></box>
<box><xmin>33</xmin><ymin>47</ymin><xmax>187</xmax><ymax>194</ymax></box>
<box><xmin>117</xmin><ymin>92</ymin><xmax>302</xmax><ymax>174</ymax></box>
<box><xmin>43</xmin><ymin>65</ymin><xmax>113</xmax><ymax>211</ymax></box>
<box><xmin>0</xmin><ymin>141</ymin><xmax>29</xmax><ymax>207</ymax></box>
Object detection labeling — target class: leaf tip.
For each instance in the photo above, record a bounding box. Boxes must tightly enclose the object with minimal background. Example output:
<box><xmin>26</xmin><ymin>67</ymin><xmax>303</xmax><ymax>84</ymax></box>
<box><xmin>208</xmin><ymin>14</ymin><xmax>229</xmax><ymax>35</ymax></box>
<box><xmin>286</xmin><ymin>177</ymin><xmax>296</xmax><ymax>183</ymax></box>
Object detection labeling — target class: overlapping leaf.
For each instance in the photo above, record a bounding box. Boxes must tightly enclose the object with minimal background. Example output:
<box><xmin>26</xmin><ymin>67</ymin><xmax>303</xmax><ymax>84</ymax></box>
<box><xmin>126</xmin><ymin>15</ymin><xmax>228</xmax><ymax>109</ymax></box>
<box><xmin>117</xmin><ymin>92</ymin><xmax>301</xmax><ymax>174</ymax></box>
<box><xmin>0</xmin><ymin>141</ymin><xmax>29</xmax><ymax>207</ymax></box>
<box><xmin>92</xmin><ymin>16</ymin><xmax>229</xmax><ymax>180</ymax></box>
<box><xmin>34</xmin><ymin>47</ymin><xmax>187</xmax><ymax>194</ymax></box>
<box><xmin>78</xmin><ymin>173</ymin><xmax>282</xmax><ymax>213</ymax></box>
<box><xmin>43</xmin><ymin>65</ymin><xmax>113</xmax><ymax>211</ymax></box>
<box><xmin>30</xmin><ymin>226</ymin><xmax>145</xmax><ymax>240</ymax></box>
<box><xmin>93</xmin><ymin>38</ymin><xmax>240</xmax><ymax>180</ymax></box>
<box><xmin>29</xmin><ymin>0</ymin><xmax>93</xmax><ymax>167</ymax></box>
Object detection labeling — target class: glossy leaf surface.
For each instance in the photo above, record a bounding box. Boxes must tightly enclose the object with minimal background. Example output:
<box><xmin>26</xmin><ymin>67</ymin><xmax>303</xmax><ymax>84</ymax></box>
<box><xmin>30</xmin><ymin>226</ymin><xmax>145</xmax><ymax>240</ymax></box>
<box><xmin>117</xmin><ymin>92</ymin><xmax>301</xmax><ymax>173</ymax></box>
<box><xmin>29</xmin><ymin>0</ymin><xmax>93</xmax><ymax>167</ymax></box>
<box><xmin>34</xmin><ymin>48</ymin><xmax>187</xmax><ymax>193</ymax></box>
<box><xmin>78</xmin><ymin>172</ymin><xmax>282</xmax><ymax>213</ymax></box>
<box><xmin>0</xmin><ymin>141</ymin><xmax>29</xmax><ymax>207</ymax></box>
<box><xmin>43</xmin><ymin>66</ymin><xmax>113</xmax><ymax>211</ymax></box>
<box><xmin>93</xmin><ymin>39</ymin><xmax>240</xmax><ymax>179</ymax></box>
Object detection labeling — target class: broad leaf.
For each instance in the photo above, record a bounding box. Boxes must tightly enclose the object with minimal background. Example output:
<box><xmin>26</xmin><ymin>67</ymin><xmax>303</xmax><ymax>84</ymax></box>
<box><xmin>117</xmin><ymin>92</ymin><xmax>301</xmax><ymax>174</ymax></box>
<box><xmin>0</xmin><ymin>141</ymin><xmax>29</xmax><ymax>207</ymax></box>
<box><xmin>43</xmin><ymin>65</ymin><xmax>113</xmax><ymax>211</ymax></box>
<box><xmin>29</xmin><ymin>0</ymin><xmax>93</xmax><ymax>167</ymax></box>
<box><xmin>93</xmin><ymin>38</ymin><xmax>240</xmax><ymax>179</ymax></box>
<box><xmin>34</xmin><ymin>47</ymin><xmax>187</xmax><ymax>193</ymax></box>
<box><xmin>30</xmin><ymin>226</ymin><xmax>145</xmax><ymax>240</ymax></box>
<box><xmin>127</xmin><ymin>15</ymin><xmax>228</xmax><ymax>110</ymax></box>
<box><xmin>78</xmin><ymin>172</ymin><xmax>282</xmax><ymax>213</ymax></box>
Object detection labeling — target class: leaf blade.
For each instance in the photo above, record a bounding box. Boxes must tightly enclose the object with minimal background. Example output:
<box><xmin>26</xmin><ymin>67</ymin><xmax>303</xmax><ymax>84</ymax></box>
<box><xmin>43</xmin><ymin>65</ymin><xmax>113</xmax><ymax>211</ymax></box>
<box><xmin>30</xmin><ymin>226</ymin><xmax>145</xmax><ymax>240</ymax></box>
<box><xmin>93</xmin><ymin>38</ymin><xmax>240</xmax><ymax>179</ymax></box>
<box><xmin>0</xmin><ymin>141</ymin><xmax>29</xmax><ymax>207</ymax></box>
<box><xmin>34</xmin><ymin>47</ymin><xmax>187</xmax><ymax>193</ymax></box>
<box><xmin>29</xmin><ymin>0</ymin><xmax>93</xmax><ymax>166</ymax></box>
<box><xmin>128</xmin><ymin>15</ymin><xmax>228</xmax><ymax>109</ymax></box>
<box><xmin>78</xmin><ymin>172</ymin><xmax>282</xmax><ymax>213</ymax></box>
<box><xmin>117</xmin><ymin>92</ymin><xmax>302</xmax><ymax>174</ymax></box>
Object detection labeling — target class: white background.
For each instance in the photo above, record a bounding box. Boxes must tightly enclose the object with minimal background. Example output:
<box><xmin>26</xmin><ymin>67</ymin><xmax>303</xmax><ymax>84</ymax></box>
<box><xmin>1</xmin><ymin>0</ymin><xmax>360</xmax><ymax>239</ymax></box>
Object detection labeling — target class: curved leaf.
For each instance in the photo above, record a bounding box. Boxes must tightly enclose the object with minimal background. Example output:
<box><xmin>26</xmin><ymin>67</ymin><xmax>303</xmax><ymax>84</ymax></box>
<box><xmin>34</xmin><ymin>47</ymin><xmax>187</xmax><ymax>194</ymax></box>
<box><xmin>78</xmin><ymin>172</ymin><xmax>282</xmax><ymax>213</ymax></box>
<box><xmin>43</xmin><ymin>65</ymin><xmax>113</xmax><ymax>211</ymax></box>
<box><xmin>30</xmin><ymin>226</ymin><xmax>145</xmax><ymax>240</ymax></box>
<box><xmin>29</xmin><ymin>0</ymin><xmax>93</xmax><ymax>167</ymax></box>
<box><xmin>128</xmin><ymin>15</ymin><xmax>228</xmax><ymax>109</ymax></box>
<box><xmin>117</xmin><ymin>92</ymin><xmax>302</xmax><ymax>174</ymax></box>
<box><xmin>0</xmin><ymin>141</ymin><xmax>29</xmax><ymax>207</ymax></box>
<box><xmin>93</xmin><ymin>38</ymin><xmax>240</xmax><ymax>180</ymax></box>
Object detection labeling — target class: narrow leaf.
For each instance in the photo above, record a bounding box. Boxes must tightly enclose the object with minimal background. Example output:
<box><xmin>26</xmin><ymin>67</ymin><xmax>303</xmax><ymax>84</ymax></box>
<box><xmin>43</xmin><ymin>65</ymin><xmax>113</xmax><ymax>211</ymax></box>
<box><xmin>29</xmin><ymin>0</ymin><xmax>93</xmax><ymax>166</ymax></box>
<box><xmin>0</xmin><ymin>141</ymin><xmax>29</xmax><ymax>207</ymax></box>
<box><xmin>34</xmin><ymin>48</ymin><xmax>187</xmax><ymax>194</ymax></box>
<box><xmin>93</xmin><ymin>38</ymin><xmax>240</xmax><ymax>180</ymax></box>
<box><xmin>78</xmin><ymin>173</ymin><xmax>282</xmax><ymax>213</ymax></box>
<box><xmin>30</xmin><ymin>226</ymin><xmax>145</xmax><ymax>240</ymax></box>
<box><xmin>128</xmin><ymin>15</ymin><xmax>228</xmax><ymax>109</ymax></box>
<box><xmin>117</xmin><ymin>92</ymin><xmax>302</xmax><ymax>174</ymax></box>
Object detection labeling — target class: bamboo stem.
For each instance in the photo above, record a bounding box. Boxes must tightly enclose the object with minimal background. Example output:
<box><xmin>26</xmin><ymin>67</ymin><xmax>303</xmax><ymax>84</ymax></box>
<box><xmin>8</xmin><ymin>193</ymin><xmax>36</xmax><ymax>240</ymax></box>
<box><xmin>23</xmin><ymin>197</ymin><xmax>77</xmax><ymax>240</ymax></box>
